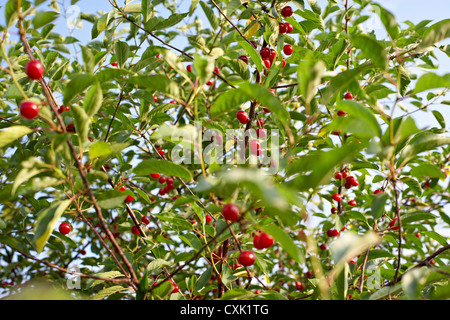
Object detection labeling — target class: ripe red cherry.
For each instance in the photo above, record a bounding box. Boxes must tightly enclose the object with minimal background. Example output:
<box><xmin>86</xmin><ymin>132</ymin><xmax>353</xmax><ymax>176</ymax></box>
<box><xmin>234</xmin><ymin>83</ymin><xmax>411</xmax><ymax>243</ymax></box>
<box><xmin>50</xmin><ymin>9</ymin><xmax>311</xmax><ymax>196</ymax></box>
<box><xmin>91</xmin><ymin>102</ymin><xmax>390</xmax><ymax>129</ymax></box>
<box><xmin>214</xmin><ymin>67</ymin><xmax>220</xmax><ymax>74</ymax></box>
<box><xmin>305</xmin><ymin>270</ymin><xmax>313</xmax><ymax>277</ymax></box>
<box><xmin>260</xmin><ymin>47</ymin><xmax>271</xmax><ymax>60</ymax></box>
<box><xmin>282</xmin><ymin>57</ymin><xmax>286</xmax><ymax>67</ymax></box>
<box><xmin>238</xmin><ymin>55</ymin><xmax>248</xmax><ymax>64</ymax></box>
<box><xmin>256</xmin><ymin>128</ymin><xmax>267</xmax><ymax>138</ymax></box>
<box><xmin>389</xmin><ymin>218</ymin><xmax>399</xmax><ymax>230</ymax></box>
<box><xmin>256</xmin><ymin>232</ymin><xmax>274</xmax><ymax>249</ymax></box>
<box><xmin>283</xmin><ymin>44</ymin><xmax>293</xmax><ymax>55</ymax></box>
<box><xmin>141</xmin><ymin>216</ymin><xmax>150</xmax><ymax>225</ymax></box>
<box><xmin>150</xmin><ymin>173</ymin><xmax>160</xmax><ymax>179</ymax></box>
<box><xmin>285</xmin><ymin>22</ymin><xmax>293</xmax><ymax>33</ymax></box>
<box><xmin>281</xmin><ymin>6</ymin><xmax>293</xmax><ymax>17</ymax></box>
<box><xmin>222</xmin><ymin>203</ymin><xmax>240</xmax><ymax>222</ymax></box>
<box><xmin>344</xmin><ymin>92</ymin><xmax>353</xmax><ymax>100</ymax></box>
<box><xmin>236</xmin><ymin>110</ymin><xmax>249</xmax><ymax>124</ymax></box>
<box><xmin>342</xmin><ymin>172</ymin><xmax>349</xmax><ymax>179</ymax></box>
<box><xmin>337</xmin><ymin>110</ymin><xmax>347</xmax><ymax>117</ymax></box>
<box><xmin>238</xmin><ymin>250</ymin><xmax>256</xmax><ymax>266</ymax></box>
<box><xmin>125</xmin><ymin>195</ymin><xmax>134</xmax><ymax>203</ymax></box>
<box><xmin>158</xmin><ymin>176</ymin><xmax>166</xmax><ymax>184</ymax></box>
<box><xmin>80</xmin><ymin>249</ymin><xmax>86</xmax><ymax>255</ymax></box>
<box><xmin>19</xmin><ymin>101</ymin><xmax>39</xmax><ymax>119</ymax></box>
<box><xmin>334</xmin><ymin>172</ymin><xmax>343</xmax><ymax>180</ymax></box>
<box><xmin>111</xmin><ymin>61</ymin><xmax>118</xmax><ymax>67</ymax></box>
<box><xmin>66</xmin><ymin>124</ymin><xmax>76</xmax><ymax>133</ymax></box>
<box><xmin>263</xmin><ymin>58</ymin><xmax>271</xmax><ymax>69</ymax></box>
<box><xmin>348</xmin><ymin>200</ymin><xmax>357</xmax><ymax>207</ymax></box>
<box><xmin>171</xmin><ymin>283</ymin><xmax>180</xmax><ymax>293</ymax></box>
<box><xmin>131</xmin><ymin>225</ymin><xmax>140</xmax><ymax>235</ymax></box>
<box><xmin>206</xmin><ymin>79</ymin><xmax>214</xmax><ymax>86</ymax></box>
<box><xmin>249</xmin><ymin>139</ymin><xmax>262</xmax><ymax>156</ymax></box>
<box><xmin>153</xmin><ymin>95</ymin><xmax>158</xmax><ymax>103</ymax></box>
<box><xmin>118</xmin><ymin>185</ymin><xmax>126</xmax><ymax>192</ymax></box>
<box><xmin>319</xmin><ymin>243</ymin><xmax>327</xmax><ymax>250</ymax></box>
<box><xmin>332</xmin><ymin>193</ymin><xmax>342</xmax><ymax>202</ymax></box>
<box><xmin>331</xmin><ymin>207</ymin><xmax>338</xmax><ymax>214</ymax></box>
<box><xmin>269</xmin><ymin>49</ymin><xmax>277</xmax><ymax>62</ymax></box>
<box><xmin>59</xmin><ymin>222</ymin><xmax>71</xmax><ymax>235</ymax></box>
<box><xmin>253</xmin><ymin>233</ymin><xmax>264</xmax><ymax>249</ymax></box>
<box><xmin>205</xmin><ymin>215</ymin><xmax>213</xmax><ymax>223</ymax></box>
<box><xmin>374</xmin><ymin>189</ymin><xmax>383</xmax><ymax>194</ymax></box>
<box><xmin>186</xmin><ymin>64</ymin><xmax>192</xmax><ymax>72</ymax></box>
<box><xmin>25</xmin><ymin>60</ymin><xmax>45</xmax><ymax>80</ymax></box>
<box><xmin>279</xmin><ymin>22</ymin><xmax>287</xmax><ymax>34</ymax></box>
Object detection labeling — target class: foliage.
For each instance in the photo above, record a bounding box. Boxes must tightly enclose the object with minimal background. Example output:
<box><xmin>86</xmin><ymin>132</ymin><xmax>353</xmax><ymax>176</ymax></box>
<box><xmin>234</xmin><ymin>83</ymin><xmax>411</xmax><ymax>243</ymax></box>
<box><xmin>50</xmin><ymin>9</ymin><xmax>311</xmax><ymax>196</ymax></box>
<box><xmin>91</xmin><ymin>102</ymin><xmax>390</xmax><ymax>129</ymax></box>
<box><xmin>0</xmin><ymin>0</ymin><xmax>449</xmax><ymax>301</ymax></box>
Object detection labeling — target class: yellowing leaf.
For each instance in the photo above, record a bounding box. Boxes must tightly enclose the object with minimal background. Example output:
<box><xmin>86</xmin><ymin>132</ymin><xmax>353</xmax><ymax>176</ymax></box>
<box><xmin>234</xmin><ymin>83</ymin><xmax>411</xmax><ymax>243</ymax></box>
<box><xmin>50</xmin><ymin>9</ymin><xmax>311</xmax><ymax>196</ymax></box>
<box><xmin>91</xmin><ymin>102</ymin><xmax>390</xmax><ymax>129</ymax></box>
<box><xmin>245</xmin><ymin>15</ymin><xmax>260</xmax><ymax>38</ymax></box>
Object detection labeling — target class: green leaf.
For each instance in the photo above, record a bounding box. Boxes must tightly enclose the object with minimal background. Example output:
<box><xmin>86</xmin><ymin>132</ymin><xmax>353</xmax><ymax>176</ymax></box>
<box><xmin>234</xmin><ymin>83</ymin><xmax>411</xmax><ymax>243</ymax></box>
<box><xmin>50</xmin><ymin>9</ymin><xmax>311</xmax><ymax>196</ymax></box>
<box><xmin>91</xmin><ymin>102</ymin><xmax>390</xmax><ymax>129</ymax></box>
<box><xmin>89</xmin><ymin>141</ymin><xmax>113</xmax><ymax>159</ymax></box>
<box><xmin>136</xmin><ymin>270</ymin><xmax>149</xmax><ymax>300</ymax></box>
<box><xmin>71</xmin><ymin>105</ymin><xmax>90</xmax><ymax>144</ymax></box>
<box><xmin>133</xmin><ymin>159</ymin><xmax>192</xmax><ymax>181</ymax></box>
<box><xmin>372</xmin><ymin>4</ymin><xmax>400</xmax><ymax>40</ymax></box>
<box><xmin>422</xmin><ymin>231</ymin><xmax>448</xmax><ymax>246</ymax></box>
<box><xmin>219</xmin><ymin>288</ymin><xmax>256</xmax><ymax>300</ymax></box>
<box><xmin>418</xmin><ymin>19</ymin><xmax>450</xmax><ymax>50</ymax></box>
<box><xmin>432</xmin><ymin>110</ymin><xmax>446</xmax><ymax>129</ymax></box>
<box><xmin>127</xmin><ymin>75</ymin><xmax>180</xmax><ymax>99</ymax></box>
<box><xmin>401</xmin><ymin>212</ymin><xmax>437</xmax><ymax>224</ymax></box>
<box><xmin>32</xmin><ymin>11</ymin><xmax>59</xmax><ymax>29</ymax></box>
<box><xmin>63</xmin><ymin>74</ymin><xmax>96</xmax><ymax>105</ymax></box>
<box><xmin>413</xmin><ymin>73</ymin><xmax>450</xmax><ymax>93</ymax></box>
<box><xmin>192</xmin><ymin>53</ymin><xmax>216</xmax><ymax>86</ymax></box>
<box><xmin>146</xmin><ymin>258</ymin><xmax>170</xmax><ymax>273</ymax></box>
<box><xmin>33</xmin><ymin>199</ymin><xmax>72</xmax><ymax>253</ymax></box>
<box><xmin>115</xmin><ymin>41</ymin><xmax>129</xmax><ymax>68</ymax></box>
<box><xmin>410</xmin><ymin>164</ymin><xmax>446</xmax><ymax>179</ymax></box>
<box><xmin>0</xmin><ymin>126</ymin><xmax>33</xmax><ymax>148</ymax></box>
<box><xmin>194</xmin><ymin>267</ymin><xmax>212</xmax><ymax>292</ymax></box>
<box><xmin>210</xmin><ymin>83</ymin><xmax>290</xmax><ymax>125</ymax></box>
<box><xmin>371</xmin><ymin>192</ymin><xmax>388</xmax><ymax>220</ymax></box>
<box><xmin>335</xmin><ymin>262</ymin><xmax>349</xmax><ymax>300</ymax></box>
<box><xmin>401</xmin><ymin>177</ymin><xmax>422</xmax><ymax>197</ymax></box>
<box><xmin>307</xmin><ymin>0</ymin><xmax>321</xmax><ymax>15</ymax></box>
<box><xmin>151</xmin><ymin>281</ymin><xmax>173</xmax><ymax>299</ymax></box>
<box><xmin>92</xmin><ymin>285</ymin><xmax>126</xmax><ymax>300</ymax></box>
<box><xmin>236</xmin><ymin>37</ymin><xmax>263</xmax><ymax>73</ymax></box>
<box><xmin>96</xmin><ymin>190</ymin><xmax>127</xmax><ymax>209</ymax></box>
<box><xmin>144</xmin><ymin>12</ymin><xmax>189</xmax><ymax>32</ymax></box>
<box><xmin>141</xmin><ymin>0</ymin><xmax>152</xmax><ymax>23</ymax></box>
<box><xmin>80</xmin><ymin>45</ymin><xmax>95</xmax><ymax>74</ymax></box>
<box><xmin>399</xmin><ymin>132</ymin><xmax>450</xmax><ymax>166</ymax></box>
<box><xmin>397</xmin><ymin>65</ymin><xmax>411</xmax><ymax>97</ymax></box>
<box><xmin>83</xmin><ymin>82</ymin><xmax>103</xmax><ymax>117</ymax></box>
<box><xmin>297</xmin><ymin>56</ymin><xmax>325</xmax><ymax>112</ymax></box>
<box><xmin>261</xmin><ymin>224</ymin><xmax>304</xmax><ymax>263</ymax></box>
<box><xmin>199</xmin><ymin>1</ymin><xmax>219</xmax><ymax>30</ymax></box>
<box><xmin>351</xmin><ymin>34</ymin><xmax>388</xmax><ymax>70</ymax></box>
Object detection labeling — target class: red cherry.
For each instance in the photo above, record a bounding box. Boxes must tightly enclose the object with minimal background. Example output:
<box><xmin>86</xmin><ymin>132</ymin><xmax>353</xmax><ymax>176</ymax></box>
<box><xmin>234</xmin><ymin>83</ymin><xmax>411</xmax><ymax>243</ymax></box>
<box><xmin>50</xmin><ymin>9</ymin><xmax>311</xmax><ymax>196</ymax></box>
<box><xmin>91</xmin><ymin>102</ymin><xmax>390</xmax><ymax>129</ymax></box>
<box><xmin>141</xmin><ymin>216</ymin><xmax>150</xmax><ymax>225</ymax></box>
<box><xmin>332</xmin><ymin>193</ymin><xmax>342</xmax><ymax>202</ymax></box>
<box><xmin>205</xmin><ymin>215</ymin><xmax>213</xmax><ymax>223</ymax></box>
<box><xmin>285</xmin><ymin>22</ymin><xmax>293</xmax><ymax>33</ymax></box>
<box><xmin>260</xmin><ymin>47</ymin><xmax>271</xmax><ymax>60</ymax></box>
<box><xmin>206</xmin><ymin>79</ymin><xmax>214</xmax><ymax>86</ymax></box>
<box><xmin>263</xmin><ymin>107</ymin><xmax>271</xmax><ymax>113</ymax></box>
<box><xmin>279</xmin><ymin>22</ymin><xmax>288</xmax><ymax>34</ymax></box>
<box><xmin>238</xmin><ymin>55</ymin><xmax>248</xmax><ymax>64</ymax></box>
<box><xmin>283</xmin><ymin>44</ymin><xmax>293</xmax><ymax>55</ymax></box>
<box><xmin>257</xmin><ymin>232</ymin><xmax>274</xmax><ymax>249</ymax></box>
<box><xmin>125</xmin><ymin>195</ymin><xmax>134</xmax><ymax>203</ymax></box>
<box><xmin>281</xmin><ymin>6</ymin><xmax>293</xmax><ymax>17</ymax></box>
<box><xmin>111</xmin><ymin>62</ymin><xmax>118</xmax><ymax>67</ymax></box>
<box><xmin>389</xmin><ymin>218</ymin><xmax>399</xmax><ymax>230</ymax></box>
<box><xmin>214</xmin><ymin>67</ymin><xmax>220</xmax><ymax>74</ymax></box>
<box><xmin>222</xmin><ymin>203</ymin><xmax>240</xmax><ymax>222</ymax></box>
<box><xmin>249</xmin><ymin>139</ymin><xmax>262</xmax><ymax>156</ymax></box>
<box><xmin>59</xmin><ymin>222</ymin><xmax>71</xmax><ymax>235</ymax></box>
<box><xmin>331</xmin><ymin>207</ymin><xmax>338</xmax><ymax>214</ymax></box>
<box><xmin>305</xmin><ymin>270</ymin><xmax>312</xmax><ymax>277</ymax></box>
<box><xmin>282</xmin><ymin>58</ymin><xmax>286</xmax><ymax>67</ymax></box>
<box><xmin>256</xmin><ymin>128</ymin><xmax>267</xmax><ymax>138</ymax></box>
<box><xmin>19</xmin><ymin>101</ymin><xmax>39</xmax><ymax>119</ymax></box>
<box><xmin>415</xmin><ymin>233</ymin><xmax>421</xmax><ymax>238</ymax></box>
<box><xmin>236</xmin><ymin>110</ymin><xmax>249</xmax><ymax>124</ymax></box>
<box><xmin>250</xmin><ymin>40</ymin><xmax>258</xmax><ymax>49</ymax></box>
<box><xmin>334</xmin><ymin>172</ymin><xmax>343</xmax><ymax>180</ymax></box>
<box><xmin>253</xmin><ymin>233</ymin><xmax>264</xmax><ymax>249</ymax></box>
<box><xmin>263</xmin><ymin>58</ymin><xmax>271</xmax><ymax>69</ymax></box>
<box><xmin>319</xmin><ymin>243</ymin><xmax>327</xmax><ymax>250</ymax></box>
<box><xmin>131</xmin><ymin>225</ymin><xmax>140</xmax><ymax>235</ymax></box>
<box><xmin>348</xmin><ymin>200</ymin><xmax>357</xmax><ymax>207</ymax></box>
<box><xmin>66</xmin><ymin>124</ymin><xmax>76</xmax><ymax>133</ymax></box>
<box><xmin>186</xmin><ymin>64</ymin><xmax>192</xmax><ymax>72</ymax></box>
<box><xmin>374</xmin><ymin>189</ymin><xmax>383</xmax><ymax>194</ymax></box>
<box><xmin>158</xmin><ymin>176</ymin><xmax>166</xmax><ymax>184</ymax></box>
<box><xmin>342</xmin><ymin>172</ymin><xmax>349</xmax><ymax>179</ymax></box>
<box><xmin>118</xmin><ymin>185</ymin><xmax>126</xmax><ymax>192</ymax></box>
<box><xmin>80</xmin><ymin>249</ymin><xmax>86</xmax><ymax>255</ymax></box>
<box><xmin>345</xmin><ymin>180</ymin><xmax>352</xmax><ymax>189</ymax></box>
<box><xmin>238</xmin><ymin>250</ymin><xmax>256</xmax><ymax>266</ymax></box>
<box><xmin>25</xmin><ymin>60</ymin><xmax>45</xmax><ymax>80</ymax></box>
<box><xmin>337</xmin><ymin>110</ymin><xmax>347</xmax><ymax>117</ymax></box>
<box><xmin>150</xmin><ymin>173</ymin><xmax>160</xmax><ymax>179</ymax></box>
<box><xmin>344</xmin><ymin>92</ymin><xmax>353</xmax><ymax>100</ymax></box>
<box><xmin>269</xmin><ymin>49</ymin><xmax>277</xmax><ymax>62</ymax></box>
<box><xmin>171</xmin><ymin>284</ymin><xmax>180</xmax><ymax>293</ymax></box>
<box><xmin>153</xmin><ymin>96</ymin><xmax>158</xmax><ymax>103</ymax></box>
